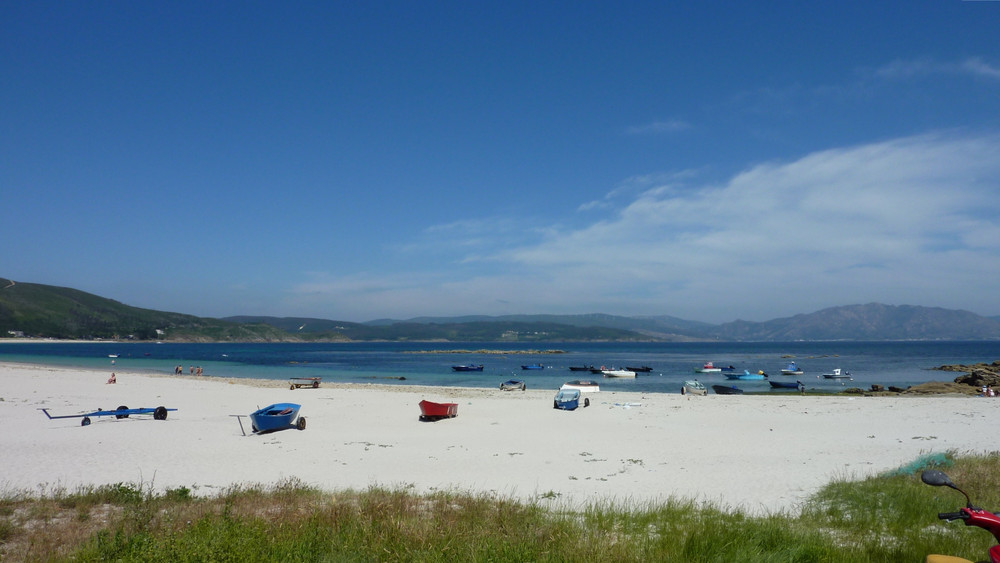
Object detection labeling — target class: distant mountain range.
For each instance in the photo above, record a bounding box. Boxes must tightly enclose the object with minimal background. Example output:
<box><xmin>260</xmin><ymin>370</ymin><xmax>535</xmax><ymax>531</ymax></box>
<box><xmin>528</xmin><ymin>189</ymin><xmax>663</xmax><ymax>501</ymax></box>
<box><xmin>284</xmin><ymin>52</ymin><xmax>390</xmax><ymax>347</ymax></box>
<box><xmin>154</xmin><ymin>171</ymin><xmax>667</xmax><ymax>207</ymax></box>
<box><xmin>2</xmin><ymin>278</ymin><xmax>1000</xmax><ymax>342</ymax></box>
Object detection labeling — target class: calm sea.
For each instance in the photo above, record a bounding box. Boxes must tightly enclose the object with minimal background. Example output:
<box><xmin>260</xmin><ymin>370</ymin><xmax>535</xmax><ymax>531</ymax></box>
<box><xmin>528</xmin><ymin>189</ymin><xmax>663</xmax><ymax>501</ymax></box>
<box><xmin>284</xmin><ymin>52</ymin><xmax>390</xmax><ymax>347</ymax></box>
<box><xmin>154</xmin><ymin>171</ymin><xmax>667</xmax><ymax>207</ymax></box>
<box><xmin>1</xmin><ymin>341</ymin><xmax>997</xmax><ymax>394</ymax></box>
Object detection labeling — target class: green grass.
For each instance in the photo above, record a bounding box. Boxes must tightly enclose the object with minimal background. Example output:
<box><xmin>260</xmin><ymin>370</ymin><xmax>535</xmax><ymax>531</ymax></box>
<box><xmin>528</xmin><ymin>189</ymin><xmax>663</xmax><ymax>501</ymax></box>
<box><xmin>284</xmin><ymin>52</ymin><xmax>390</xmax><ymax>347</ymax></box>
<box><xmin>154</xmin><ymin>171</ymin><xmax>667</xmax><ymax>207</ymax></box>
<box><xmin>2</xmin><ymin>454</ymin><xmax>998</xmax><ymax>562</ymax></box>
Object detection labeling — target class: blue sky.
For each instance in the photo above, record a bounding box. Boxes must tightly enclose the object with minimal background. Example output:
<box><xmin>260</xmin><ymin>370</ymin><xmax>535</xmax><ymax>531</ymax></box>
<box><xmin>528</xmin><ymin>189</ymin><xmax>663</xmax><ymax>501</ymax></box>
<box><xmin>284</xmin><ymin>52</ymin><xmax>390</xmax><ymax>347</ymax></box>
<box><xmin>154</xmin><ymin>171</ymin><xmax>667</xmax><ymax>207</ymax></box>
<box><xmin>3</xmin><ymin>1</ymin><xmax>999</xmax><ymax>323</ymax></box>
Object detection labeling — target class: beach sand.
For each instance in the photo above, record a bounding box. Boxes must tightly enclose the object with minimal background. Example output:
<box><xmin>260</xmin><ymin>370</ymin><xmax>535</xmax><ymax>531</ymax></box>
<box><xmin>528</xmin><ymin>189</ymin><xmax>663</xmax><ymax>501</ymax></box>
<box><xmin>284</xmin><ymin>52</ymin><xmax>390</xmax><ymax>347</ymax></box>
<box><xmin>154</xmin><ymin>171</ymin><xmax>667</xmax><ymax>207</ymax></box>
<box><xmin>1</xmin><ymin>362</ymin><xmax>996</xmax><ymax>514</ymax></box>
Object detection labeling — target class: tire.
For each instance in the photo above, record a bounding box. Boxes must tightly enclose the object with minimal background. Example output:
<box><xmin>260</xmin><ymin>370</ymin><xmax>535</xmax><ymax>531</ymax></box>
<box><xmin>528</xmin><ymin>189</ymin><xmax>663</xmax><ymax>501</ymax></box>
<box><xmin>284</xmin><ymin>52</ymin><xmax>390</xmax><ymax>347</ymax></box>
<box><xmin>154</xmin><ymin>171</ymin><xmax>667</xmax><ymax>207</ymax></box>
<box><xmin>521</xmin><ymin>384</ymin><xmax>526</xmax><ymax>391</ymax></box>
<box><xmin>584</xmin><ymin>398</ymin><xmax>590</xmax><ymax>407</ymax></box>
<box><xmin>153</xmin><ymin>406</ymin><xmax>168</xmax><ymax>420</ymax></box>
<box><xmin>296</xmin><ymin>417</ymin><xmax>306</xmax><ymax>430</ymax></box>
<box><xmin>553</xmin><ymin>401</ymin><xmax>558</xmax><ymax>409</ymax></box>
<box><xmin>681</xmin><ymin>387</ymin><xmax>686</xmax><ymax>395</ymax></box>
<box><xmin>81</xmin><ymin>417</ymin><xmax>91</xmax><ymax>426</ymax></box>
<box><xmin>290</xmin><ymin>384</ymin><xmax>296</xmax><ymax>390</ymax></box>
<box><xmin>312</xmin><ymin>380</ymin><xmax>319</xmax><ymax>388</ymax></box>
<box><xmin>115</xmin><ymin>405</ymin><xmax>129</xmax><ymax>419</ymax></box>
<box><xmin>499</xmin><ymin>384</ymin><xmax>504</xmax><ymax>390</ymax></box>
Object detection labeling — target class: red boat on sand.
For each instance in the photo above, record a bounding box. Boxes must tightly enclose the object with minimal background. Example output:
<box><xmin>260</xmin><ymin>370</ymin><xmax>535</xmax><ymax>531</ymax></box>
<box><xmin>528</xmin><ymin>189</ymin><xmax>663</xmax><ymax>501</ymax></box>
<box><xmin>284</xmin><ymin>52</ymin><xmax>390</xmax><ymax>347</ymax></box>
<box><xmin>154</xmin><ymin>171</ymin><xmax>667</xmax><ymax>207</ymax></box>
<box><xmin>419</xmin><ymin>400</ymin><xmax>458</xmax><ymax>421</ymax></box>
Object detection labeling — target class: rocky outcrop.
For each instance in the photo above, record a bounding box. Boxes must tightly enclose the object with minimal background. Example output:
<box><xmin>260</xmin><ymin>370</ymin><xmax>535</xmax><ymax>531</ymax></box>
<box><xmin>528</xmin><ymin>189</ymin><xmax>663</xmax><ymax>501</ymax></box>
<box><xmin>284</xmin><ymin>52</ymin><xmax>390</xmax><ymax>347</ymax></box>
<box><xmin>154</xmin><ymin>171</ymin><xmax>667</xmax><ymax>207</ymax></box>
<box><xmin>933</xmin><ymin>360</ymin><xmax>1000</xmax><ymax>389</ymax></box>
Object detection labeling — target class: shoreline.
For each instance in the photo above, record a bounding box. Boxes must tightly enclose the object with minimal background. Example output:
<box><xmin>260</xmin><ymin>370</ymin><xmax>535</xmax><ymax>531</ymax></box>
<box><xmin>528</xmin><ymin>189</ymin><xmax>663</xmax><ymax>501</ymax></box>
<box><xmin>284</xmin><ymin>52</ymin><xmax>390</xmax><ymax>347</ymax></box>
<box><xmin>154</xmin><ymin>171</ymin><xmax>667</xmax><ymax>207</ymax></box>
<box><xmin>2</xmin><ymin>361</ymin><xmax>997</xmax><ymax>514</ymax></box>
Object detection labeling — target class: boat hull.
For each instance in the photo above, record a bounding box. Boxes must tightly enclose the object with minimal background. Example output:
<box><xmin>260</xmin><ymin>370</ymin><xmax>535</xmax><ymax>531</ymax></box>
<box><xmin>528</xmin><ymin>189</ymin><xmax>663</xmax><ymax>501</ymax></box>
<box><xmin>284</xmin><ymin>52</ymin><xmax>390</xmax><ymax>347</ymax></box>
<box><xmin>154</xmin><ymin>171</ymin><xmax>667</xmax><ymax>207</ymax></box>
<box><xmin>769</xmin><ymin>380</ymin><xmax>804</xmax><ymax>389</ymax></box>
<box><xmin>682</xmin><ymin>380</ymin><xmax>707</xmax><ymax>395</ymax></box>
<box><xmin>249</xmin><ymin>403</ymin><xmax>302</xmax><ymax>433</ymax></box>
<box><xmin>712</xmin><ymin>385</ymin><xmax>744</xmax><ymax>395</ymax></box>
<box><xmin>602</xmin><ymin>369</ymin><xmax>636</xmax><ymax>378</ymax></box>
<box><xmin>419</xmin><ymin>400</ymin><xmax>458</xmax><ymax>421</ymax></box>
<box><xmin>561</xmin><ymin>380</ymin><xmax>600</xmax><ymax>393</ymax></box>
<box><xmin>451</xmin><ymin>365</ymin><xmax>484</xmax><ymax>372</ymax></box>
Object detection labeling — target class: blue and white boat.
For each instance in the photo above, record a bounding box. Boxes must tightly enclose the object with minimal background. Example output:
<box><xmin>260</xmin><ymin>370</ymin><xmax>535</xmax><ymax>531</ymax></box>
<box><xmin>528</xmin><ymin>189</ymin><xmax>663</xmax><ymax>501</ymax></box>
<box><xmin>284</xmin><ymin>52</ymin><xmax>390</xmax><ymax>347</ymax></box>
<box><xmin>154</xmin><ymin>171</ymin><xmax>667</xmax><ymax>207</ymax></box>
<box><xmin>452</xmin><ymin>364</ymin><xmax>484</xmax><ymax>372</ymax></box>
<box><xmin>250</xmin><ymin>403</ymin><xmax>304</xmax><ymax>433</ymax></box>
<box><xmin>781</xmin><ymin>362</ymin><xmax>804</xmax><ymax>376</ymax></box>
<box><xmin>726</xmin><ymin>369</ymin><xmax>767</xmax><ymax>380</ymax></box>
<box><xmin>553</xmin><ymin>389</ymin><xmax>590</xmax><ymax>410</ymax></box>
<box><xmin>521</xmin><ymin>364</ymin><xmax>545</xmax><ymax>370</ymax></box>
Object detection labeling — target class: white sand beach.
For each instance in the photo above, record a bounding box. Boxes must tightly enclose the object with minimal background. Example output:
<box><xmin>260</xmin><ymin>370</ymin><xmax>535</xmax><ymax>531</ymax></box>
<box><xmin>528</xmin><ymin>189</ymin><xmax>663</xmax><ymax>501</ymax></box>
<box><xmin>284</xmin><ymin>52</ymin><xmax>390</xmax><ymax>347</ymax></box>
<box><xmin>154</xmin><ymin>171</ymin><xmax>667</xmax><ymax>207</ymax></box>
<box><xmin>1</xmin><ymin>362</ymin><xmax>996</xmax><ymax>514</ymax></box>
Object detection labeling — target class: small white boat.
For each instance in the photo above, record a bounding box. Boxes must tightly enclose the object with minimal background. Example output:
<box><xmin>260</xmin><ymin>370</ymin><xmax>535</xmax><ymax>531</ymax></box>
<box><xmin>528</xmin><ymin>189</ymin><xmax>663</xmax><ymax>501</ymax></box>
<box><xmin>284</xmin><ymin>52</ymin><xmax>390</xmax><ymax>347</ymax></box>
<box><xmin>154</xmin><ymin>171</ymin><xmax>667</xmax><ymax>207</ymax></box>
<box><xmin>682</xmin><ymin>380</ymin><xmax>707</xmax><ymax>396</ymax></box>
<box><xmin>561</xmin><ymin>380</ymin><xmax>601</xmax><ymax>393</ymax></box>
<box><xmin>822</xmin><ymin>368</ymin><xmax>853</xmax><ymax>380</ymax></box>
<box><xmin>602</xmin><ymin>369</ymin><xmax>636</xmax><ymax>378</ymax></box>
<box><xmin>780</xmin><ymin>362</ymin><xmax>804</xmax><ymax>376</ymax></box>
<box><xmin>694</xmin><ymin>362</ymin><xmax>722</xmax><ymax>373</ymax></box>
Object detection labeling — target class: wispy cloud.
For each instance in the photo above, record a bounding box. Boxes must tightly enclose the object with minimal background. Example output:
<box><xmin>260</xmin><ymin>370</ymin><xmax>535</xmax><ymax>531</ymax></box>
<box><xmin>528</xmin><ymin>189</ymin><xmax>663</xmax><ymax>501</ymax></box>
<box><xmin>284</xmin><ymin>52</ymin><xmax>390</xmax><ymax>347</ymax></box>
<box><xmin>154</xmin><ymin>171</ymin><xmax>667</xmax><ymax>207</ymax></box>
<box><xmin>876</xmin><ymin>57</ymin><xmax>1000</xmax><ymax>80</ymax></box>
<box><xmin>625</xmin><ymin>119</ymin><xmax>691</xmax><ymax>135</ymax></box>
<box><xmin>287</xmin><ymin>133</ymin><xmax>1000</xmax><ymax>322</ymax></box>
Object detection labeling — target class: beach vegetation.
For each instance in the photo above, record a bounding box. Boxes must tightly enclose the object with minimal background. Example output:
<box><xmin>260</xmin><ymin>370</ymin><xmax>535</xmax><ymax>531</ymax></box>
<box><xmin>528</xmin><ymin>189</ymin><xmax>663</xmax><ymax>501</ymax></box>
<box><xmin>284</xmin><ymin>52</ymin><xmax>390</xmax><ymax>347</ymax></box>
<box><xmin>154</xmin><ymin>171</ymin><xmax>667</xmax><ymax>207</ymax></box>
<box><xmin>1</xmin><ymin>453</ymin><xmax>998</xmax><ymax>561</ymax></box>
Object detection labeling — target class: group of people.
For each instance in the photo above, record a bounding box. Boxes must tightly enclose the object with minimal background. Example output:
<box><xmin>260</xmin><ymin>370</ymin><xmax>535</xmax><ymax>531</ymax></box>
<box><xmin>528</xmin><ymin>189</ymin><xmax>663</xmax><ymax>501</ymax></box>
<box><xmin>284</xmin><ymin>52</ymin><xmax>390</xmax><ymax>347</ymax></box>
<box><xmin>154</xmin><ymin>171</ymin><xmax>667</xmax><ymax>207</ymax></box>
<box><xmin>174</xmin><ymin>365</ymin><xmax>204</xmax><ymax>376</ymax></box>
<box><xmin>982</xmin><ymin>385</ymin><xmax>996</xmax><ymax>397</ymax></box>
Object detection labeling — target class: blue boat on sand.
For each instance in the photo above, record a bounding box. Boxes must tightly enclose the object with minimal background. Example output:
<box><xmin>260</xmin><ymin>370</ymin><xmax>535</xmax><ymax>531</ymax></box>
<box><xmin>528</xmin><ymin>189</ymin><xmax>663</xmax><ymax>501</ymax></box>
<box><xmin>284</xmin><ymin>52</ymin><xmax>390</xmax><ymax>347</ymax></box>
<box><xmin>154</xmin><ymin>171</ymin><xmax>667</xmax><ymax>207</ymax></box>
<box><xmin>553</xmin><ymin>388</ymin><xmax>590</xmax><ymax>410</ymax></box>
<box><xmin>250</xmin><ymin>403</ymin><xmax>305</xmax><ymax>433</ymax></box>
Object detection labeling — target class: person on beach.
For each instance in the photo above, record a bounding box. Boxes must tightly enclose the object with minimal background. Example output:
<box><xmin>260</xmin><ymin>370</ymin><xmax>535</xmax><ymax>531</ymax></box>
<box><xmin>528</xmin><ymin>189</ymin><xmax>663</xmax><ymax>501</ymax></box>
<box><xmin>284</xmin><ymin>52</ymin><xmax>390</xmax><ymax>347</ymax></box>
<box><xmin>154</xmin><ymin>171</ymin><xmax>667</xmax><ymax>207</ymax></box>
<box><xmin>107</xmin><ymin>372</ymin><xmax>116</xmax><ymax>384</ymax></box>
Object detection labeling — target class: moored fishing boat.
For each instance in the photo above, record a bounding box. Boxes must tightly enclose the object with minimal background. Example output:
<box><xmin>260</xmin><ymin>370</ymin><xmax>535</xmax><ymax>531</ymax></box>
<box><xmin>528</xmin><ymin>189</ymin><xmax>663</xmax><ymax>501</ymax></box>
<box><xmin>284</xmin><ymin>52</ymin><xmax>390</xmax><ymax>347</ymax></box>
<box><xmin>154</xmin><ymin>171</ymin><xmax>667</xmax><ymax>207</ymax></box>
<box><xmin>769</xmin><ymin>380</ymin><xmax>805</xmax><ymax>391</ymax></box>
<box><xmin>602</xmin><ymin>368</ymin><xmax>636</xmax><ymax>378</ymax></box>
<box><xmin>452</xmin><ymin>364</ymin><xmax>484</xmax><ymax>372</ymax></box>
<box><xmin>726</xmin><ymin>369</ymin><xmax>767</xmax><ymax>380</ymax></box>
<box><xmin>781</xmin><ymin>362</ymin><xmax>804</xmax><ymax>376</ymax></box>
<box><xmin>695</xmin><ymin>362</ymin><xmax>722</xmax><ymax>373</ymax></box>
<box><xmin>625</xmin><ymin>366</ymin><xmax>652</xmax><ymax>373</ymax></box>
<box><xmin>568</xmin><ymin>365</ymin><xmax>595</xmax><ymax>372</ymax></box>
<box><xmin>521</xmin><ymin>363</ymin><xmax>544</xmax><ymax>370</ymax></box>
<box><xmin>822</xmin><ymin>368</ymin><xmax>853</xmax><ymax>380</ymax></box>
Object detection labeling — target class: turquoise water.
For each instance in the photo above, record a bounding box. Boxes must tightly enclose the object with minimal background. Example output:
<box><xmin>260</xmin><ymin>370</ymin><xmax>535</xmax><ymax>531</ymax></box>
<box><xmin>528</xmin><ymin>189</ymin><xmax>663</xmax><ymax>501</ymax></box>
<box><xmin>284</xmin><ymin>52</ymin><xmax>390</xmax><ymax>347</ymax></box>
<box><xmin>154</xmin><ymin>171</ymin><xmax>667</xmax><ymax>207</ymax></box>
<box><xmin>1</xmin><ymin>340</ymin><xmax>997</xmax><ymax>394</ymax></box>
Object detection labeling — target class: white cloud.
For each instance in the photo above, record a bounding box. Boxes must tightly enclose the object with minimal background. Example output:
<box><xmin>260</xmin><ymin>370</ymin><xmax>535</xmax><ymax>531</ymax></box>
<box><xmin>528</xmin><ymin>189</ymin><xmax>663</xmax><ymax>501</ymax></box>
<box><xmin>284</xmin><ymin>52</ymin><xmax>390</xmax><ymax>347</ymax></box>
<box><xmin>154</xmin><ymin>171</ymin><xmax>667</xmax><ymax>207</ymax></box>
<box><xmin>284</xmin><ymin>133</ymin><xmax>1000</xmax><ymax>322</ymax></box>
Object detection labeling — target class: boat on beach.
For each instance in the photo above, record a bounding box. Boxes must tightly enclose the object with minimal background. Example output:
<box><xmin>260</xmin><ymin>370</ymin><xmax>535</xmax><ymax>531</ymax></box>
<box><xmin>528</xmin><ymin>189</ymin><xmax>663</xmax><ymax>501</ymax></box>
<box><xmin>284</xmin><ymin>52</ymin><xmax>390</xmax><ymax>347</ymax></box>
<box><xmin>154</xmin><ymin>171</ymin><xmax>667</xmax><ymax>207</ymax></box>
<box><xmin>249</xmin><ymin>403</ymin><xmax>305</xmax><ymax>433</ymax></box>
<box><xmin>452</xmin><ymin>364</ymin><xmax>484</xmax><ymax>372</ymax></box>
<box><xmin>500</xmin><ymin>379</ymin><xmax>526</xmax><ymax>391</ymax></box>
<box><xmin>781</xmin><ymin>362</ymin><xmax>804</xmax><ymax>376</ymax></box>
<box><xmin>561</xmin><ymin>380</ymin><xmax>600</xmax><ymax>393</ymax></box>
<box><xmin>822</xmin><ymin>368</ymin><xmax>853</xmax><ymax>380</ymax></box>
<box><xmin>418</xmin><ymin>400</ymin><xmax>458</xmax><ymax>421</ymax></box>
<box><xmin>712</xmin><ymin>384</ymin><xmax>744</xmax><ymax>395</ymax></box>
<box><xmin>553</xmin><ymin>388</ymin><xmax>589</xmax><ymax>410</ymax></box>
<box><xmin>682</xmin><ymin>380</ymin><xmax>707</xmax><ymax>395</ymax></box>
<box><xmin>695</xmin><ymin>362</ymin><xmax>722</xmax><ymax>373</ymax></box>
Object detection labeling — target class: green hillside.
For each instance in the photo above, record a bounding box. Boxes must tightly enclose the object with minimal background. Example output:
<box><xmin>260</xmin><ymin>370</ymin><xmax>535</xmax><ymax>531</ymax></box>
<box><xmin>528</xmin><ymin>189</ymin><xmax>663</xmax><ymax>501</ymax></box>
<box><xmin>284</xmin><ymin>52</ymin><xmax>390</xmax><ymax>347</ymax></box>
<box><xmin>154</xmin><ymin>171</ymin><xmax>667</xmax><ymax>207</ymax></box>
<box><xmin>0</xmin><ymin>280</ymin><xmax>292</xmax><ymax>341</ymax></box>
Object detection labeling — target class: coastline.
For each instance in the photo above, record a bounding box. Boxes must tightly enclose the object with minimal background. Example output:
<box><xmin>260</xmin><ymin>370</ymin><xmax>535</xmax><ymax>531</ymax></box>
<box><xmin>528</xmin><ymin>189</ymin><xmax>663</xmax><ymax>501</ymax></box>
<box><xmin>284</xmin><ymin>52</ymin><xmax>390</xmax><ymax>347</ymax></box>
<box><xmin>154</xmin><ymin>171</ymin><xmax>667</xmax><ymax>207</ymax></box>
<box><xmin>2</xmin><ymin>361</ymin><xmax>997</xmax><ymax>515</ymax></box>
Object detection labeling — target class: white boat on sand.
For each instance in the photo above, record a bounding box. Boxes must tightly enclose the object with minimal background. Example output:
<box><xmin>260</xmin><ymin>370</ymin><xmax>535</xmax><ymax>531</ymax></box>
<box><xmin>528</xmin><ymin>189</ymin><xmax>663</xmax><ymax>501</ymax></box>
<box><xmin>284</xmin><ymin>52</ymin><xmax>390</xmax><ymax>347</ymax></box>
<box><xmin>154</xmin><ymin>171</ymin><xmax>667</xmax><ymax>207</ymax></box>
<box><xmin>561</xmin><ymin>380</ymin><xmax>601</xmax><ymax>393</ymax></box>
